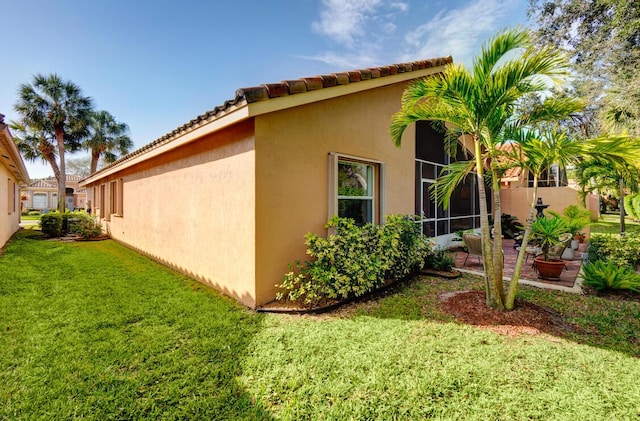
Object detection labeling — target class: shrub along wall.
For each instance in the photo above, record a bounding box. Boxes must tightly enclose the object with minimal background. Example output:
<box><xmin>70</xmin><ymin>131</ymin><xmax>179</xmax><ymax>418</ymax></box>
<box><xmin>39</xmin><ymin>211</ymin><xmax>102</xmax><ymax>239</ymax></box>
<box><xmin>277</xmin><ymin>215</ymin><xmax>431</xmax><ymax>306</ymax></box>
<box><xmin>584</xmin><ymin>233</ymin><xmax>640</xmax><ymax>292</ymax></box>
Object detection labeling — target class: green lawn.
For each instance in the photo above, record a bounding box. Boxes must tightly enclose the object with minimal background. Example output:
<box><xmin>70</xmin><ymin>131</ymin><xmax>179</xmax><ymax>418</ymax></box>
<box><xmin>1</xmin><ymin>230</ymin><xmax>639</xmax><ymax>419</ymax></box>
<box><xmin>590</xmin><ymin>212</ymin><xmax>640</xmax><ymax>235</ymax></box>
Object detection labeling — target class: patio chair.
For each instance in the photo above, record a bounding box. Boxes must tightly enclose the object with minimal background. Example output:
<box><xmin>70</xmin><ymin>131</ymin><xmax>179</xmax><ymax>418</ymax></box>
<box><xmin>542</xmin><ymin>233</ymin><xmax>572</xmax><ymax>260</ymax></box>
<box><xmin>462</xmin><ymin>234</ymin><xmax>483</xmax><ymax>266</ymax></box>
<box><xmin>462</xmin><ymin>233</ymin><xmax>504</xmax><ymax>267</ymax></box>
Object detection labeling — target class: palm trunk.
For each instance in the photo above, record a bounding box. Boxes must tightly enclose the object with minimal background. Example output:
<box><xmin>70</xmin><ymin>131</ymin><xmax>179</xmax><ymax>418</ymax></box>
<box><xmin>55</xmin><ymin>126</ymin><xmax>66</xmax><ymax>213</ymax></box>
<box><xmin>38</xmin><ymin>141</ymin><xmax>60</xmax><ymax>181</ymax></box>
<box><xmin>505</xmin><ymin>176</ymin><xmax>539</xmax><ymax>309</ymax></box>
<box><xmin>473</xmin><ymin>137</ymin><xmax>504</xmax><ymax>309</ymax></box>
<box><xmin>619</xmin><ymin>178</ymin><xmax>626</xmax><ymax>234</ymax></box>
<box><xmin>90</xmin><ymin>149</ymin><xmax>100</xmax><ymax>174</ymax></box>
<box><xmin>491</xmin><ymin>172</ymin><xmax>504</xmax><ymax>303</ymax></box>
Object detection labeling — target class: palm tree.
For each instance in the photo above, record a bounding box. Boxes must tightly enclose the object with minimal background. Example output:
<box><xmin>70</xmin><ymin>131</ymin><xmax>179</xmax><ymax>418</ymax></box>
<box><xmin>499</xmin><ymin>128</ymin><xmax>579</xmax><ymax>302</ymax></box>
<box><xmin>575</xmin><ymin>154</ymin><xmax>640</xmax><ymax>234</ymax></box>
<box><xmin>498</xmin><ymin>128</ymin><xmax>639</xmax><ymax>303</ymax></box>
<box><xmin>390</xmin><ymin>29</ymin><xmax>573</xmax><ymax>310</ymax></box>
<box><xmin>9</xmin><ymin>120</ymin><xmax>60</xmax><ymax>178</ymax></box>
<box><xmin>14</xmin><ymin>74</ymin><xmax>93</xmax><ymax>212</ymax></box>
<box><xmin>85</xmin><ymin>110</ymin><xmax>133</xmax><ymax>174</ymax></box>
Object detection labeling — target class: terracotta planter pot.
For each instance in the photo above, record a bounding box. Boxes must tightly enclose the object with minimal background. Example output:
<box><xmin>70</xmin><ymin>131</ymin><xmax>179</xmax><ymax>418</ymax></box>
<box><xmin>534</xmin><ymin>257</ymin><xmax>566</xmax><ymax>281</ymax></box>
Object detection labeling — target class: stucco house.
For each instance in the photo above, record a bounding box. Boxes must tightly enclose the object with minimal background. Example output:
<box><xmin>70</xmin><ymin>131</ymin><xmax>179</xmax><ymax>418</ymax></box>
<box><xmin>499</xmin><ymin>144</ymin><xmax>599</xmax><ymax>223</ymax></box>
<box><xmin>21</xmin><ymin>174</ymin><xmax>87</xmax><ymax>212</ymax></box>
<box><xmin>82</xmin><ymin>57</ymin><xmax>491</xmax><ymax>308</ymax></box>
<box><xmin>0</xmin><ymin>113</ymin><xmax>29</xmax><ymax>247</ymax></box>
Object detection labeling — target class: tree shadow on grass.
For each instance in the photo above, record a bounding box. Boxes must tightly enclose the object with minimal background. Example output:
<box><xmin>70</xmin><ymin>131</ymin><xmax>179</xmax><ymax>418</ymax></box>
<box><xmin>332</xmin><ymin>273</ymin><xmax>640</xmax><ymax>359</ymax></box>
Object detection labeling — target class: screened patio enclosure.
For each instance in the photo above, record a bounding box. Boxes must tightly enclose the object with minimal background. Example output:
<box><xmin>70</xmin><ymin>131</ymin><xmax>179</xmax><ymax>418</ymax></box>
<box><xmin>415</xmin><ymin>121</ymin><xmax>491</xmax><ymax>238</ymax></box>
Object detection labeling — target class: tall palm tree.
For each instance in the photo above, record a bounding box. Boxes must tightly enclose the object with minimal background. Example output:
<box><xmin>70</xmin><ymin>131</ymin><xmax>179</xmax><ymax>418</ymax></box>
<box><xmin>390</xmin><ymin>29</ymin><xmax>573</xmax><ymax>310</ymax></box>
<box><xmin>9</xmin><ymin>120</ymin><xmax>60</xmax><ymax>178</ymax></box>
<box><xmin>85</xmin><ymin>110</ymin><xmax>133</xmax><ymax>174</ymax></box>
<box><xmin>14</xmin><ymin>74</ymin><xmax>93</xmax><ymax>212</ymax></box>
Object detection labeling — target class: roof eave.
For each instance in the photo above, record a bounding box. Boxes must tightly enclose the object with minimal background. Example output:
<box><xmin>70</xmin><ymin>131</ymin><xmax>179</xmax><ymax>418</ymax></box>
<box><xmin>81</xmin><ymin>56</ymin><xmax>453</xmax><ymax>185</ymax></box>
<box><xmin>81</xmin><ymin>102</ymin><xmax>250</xmax><ymax>185</ymax></box>
<box><xmin>0</xmin><ymin>119</ymin><xmax>30</xmax><ymax>185</ymax></box>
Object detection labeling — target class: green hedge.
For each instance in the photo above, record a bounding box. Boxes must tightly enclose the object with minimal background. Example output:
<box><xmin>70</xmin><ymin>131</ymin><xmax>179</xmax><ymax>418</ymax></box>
<box><xmin>39</xmin><ymin>213</ymin><xmax>63</xmax><ymax>237</ymax></box>
<box><xmin>276</xmin><ymin>215</ymin><xmax>430</xmax><ymax>305</ymax></box>
<box><xmin>68</xmin><ymin>212</ymin><xmax>103</xmax><ymax>238</ymax></box>
<box><xmin>588</xmin><ymin>233</ymin><xmax>640</xmax><ymax>268</ymax></box>
<box><xmin>39</xmin><ymin>211</ymin><xmax>102</xmax><ymax>238</ymax></box>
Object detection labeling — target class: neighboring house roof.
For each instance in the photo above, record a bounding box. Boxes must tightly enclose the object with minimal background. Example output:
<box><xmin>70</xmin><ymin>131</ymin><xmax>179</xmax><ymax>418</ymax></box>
<box><xmin>27</xmin><ymin>175</ymin><xmax>84</xmax><ymax>189</ymax></box>
<box><xmin>497</xmin><ymin>143</ymin><xmax>523</xmax><ymax>182</ymax></box>
<box><xmin>0</xmin><ymin>113</ymin><xmax>29</xmax><ymax>185</ymax></box>
<box><xmin>82</xmin><ymin>56</ymin><xmax>453</xmax><ymax>185</ymax></box>
<box><xmin>29</xmin><ymin>179</ymin><xmax>57</xmax><ymax>188</ymax></box>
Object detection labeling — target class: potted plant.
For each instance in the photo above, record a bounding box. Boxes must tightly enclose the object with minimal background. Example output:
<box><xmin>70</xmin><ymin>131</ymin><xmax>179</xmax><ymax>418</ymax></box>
<box><xmin>551</xmin><ymin>205</ymin><xmax>591</xmax><ymax>249</ymax></box>
<box><xmin>531</xmin><ymin>216</ymin><xmax>570</xmax><ymax>280</ymax></box>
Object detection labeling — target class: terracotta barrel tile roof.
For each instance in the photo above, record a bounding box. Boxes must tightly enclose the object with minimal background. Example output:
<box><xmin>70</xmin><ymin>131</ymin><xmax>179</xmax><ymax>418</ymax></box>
<box><xmin>347</xmin><ymin>71</ymin><xmax>361</xmax><ymax>82</ymax></box>
<box><xmin>235</xmin><ymin>56</ymin><xmax>452</xmax><ymax>104</ymax></box>
<box><xmin>319</xmin><ymin>74</ymin><xmax>338</xmax><ymax>88</ymax></box>
<box><xmin>88</xmin><ymin>56</ymin><xmax>453</xmax><ymax>179</ymax></box>
<box><xmin>302</xmin><ymin>77</ymin><xmax>324</xmax><ymax>91</ymax></box>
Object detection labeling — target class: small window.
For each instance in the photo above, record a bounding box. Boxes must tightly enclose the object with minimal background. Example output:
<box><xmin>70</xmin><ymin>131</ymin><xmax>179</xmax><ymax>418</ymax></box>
<box><xmin>99</xmin><ymin>184</ymin><xmax>106</xmax><ymax>219</ymax></box>
<box><xmin>109</xmin><ymin>181</ymin><xmax>117</xmax><ymax>216</ymax></box>
<box><xmin>329</xmin><ymin>153</ymin><xmax>384</xmax><ymax>226</ymax></box>
<box><xmin>7</xmin><ymin>179</ymin><xmax>11</xmax><ymax>214</ymax></box>
<box><xmin>108</xmin><ymin>179</ymin><xmax>123</xmax><ymax>216</ymax></box>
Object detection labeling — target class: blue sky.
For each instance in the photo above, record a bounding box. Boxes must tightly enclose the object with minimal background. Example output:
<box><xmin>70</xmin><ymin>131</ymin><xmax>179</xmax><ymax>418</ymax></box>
<box><xmin>0</xmin><ymin>0</ymin><xmax>529</xmax><ymax>178</ymax></box>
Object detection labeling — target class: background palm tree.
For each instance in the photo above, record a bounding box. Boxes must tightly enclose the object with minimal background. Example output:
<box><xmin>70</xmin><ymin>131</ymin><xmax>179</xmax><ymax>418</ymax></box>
<box><xmin>14</xmin><ymin>74</ymin><xmax>93</xmax><ymax>212</ymax></box>
<box><xmin>85</xmin><ymin>110</ymin><xmax>133</xmax><ymax>174</ymax></box>
<box><xmin>390</xmin><ymin>29</ymin><xmax>573</xmax><ymax>310</ymax></box>
<box><xmin>9</xmin><ymin>120</ymin><xmax>60</xmax><ymax>178</ymax></box>
<box><xmin>575</xmin><ymin>156</ymin><xmax>640</xmax><ymax>234</ymax></box>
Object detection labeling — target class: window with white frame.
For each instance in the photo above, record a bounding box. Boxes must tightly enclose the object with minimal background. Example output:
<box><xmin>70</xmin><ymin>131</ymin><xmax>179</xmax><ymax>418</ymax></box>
<box><xmin>33</xmin><ymin>192</ymin><xmax>47</xmax><ymax>209</ymax></box>
<box><xmin>329</xmin><ymin>153</ymin><xmax>384</xmax><ymax>225</ymax></box>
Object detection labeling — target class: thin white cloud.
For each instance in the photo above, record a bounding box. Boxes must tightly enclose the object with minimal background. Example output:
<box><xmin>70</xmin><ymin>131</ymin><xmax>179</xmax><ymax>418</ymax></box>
<box><xmin>312</xmin><ymin>0</ymin><xmax>382</xmax><ymax>48</ymax></box>
<box><xmin>402</xmin><ymin>0</ymin><xmax>518</xmax><ymax>65</ymax></box>
<box><xmin>391</xmin><ymin>2</ymin><xmax>409</xmax><ymax>13</ymax></box>
<box><xmin>298</xmin><ymin>51</ymin><xmax>380</xmax><ymax>70</ymax></box>
<box><xmin>309</xmin><ymin>0</ymin><xmax>409</xmax><ymax>67</ymax></box>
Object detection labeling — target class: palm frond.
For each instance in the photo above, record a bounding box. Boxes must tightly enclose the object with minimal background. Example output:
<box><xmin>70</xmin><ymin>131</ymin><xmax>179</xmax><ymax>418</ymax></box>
<box><xmin>430</xmin><ymin>160</ymin><xmax>476</xmax><ymax>209</ymax></box>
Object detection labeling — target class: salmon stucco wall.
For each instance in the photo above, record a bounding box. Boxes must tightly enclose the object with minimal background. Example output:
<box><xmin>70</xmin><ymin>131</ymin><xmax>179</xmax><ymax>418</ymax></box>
<box><xmin>253</xmin><ymin>83</ymin><xmax>416</xmax><ymax>305</ymax></box>
<box><xmin>91</xmin><ymin>121</ymin><xmax>259</xmax><ymax>307</ymax></box>
<box><xmin>1</xmin><ymin>165</ymin><xmax>21</xmax><ymax>247</ymax></box>
<box><xmin>500</xmin><ymin>187</ymin><xmax>598</xmax><ymax>225</ymax></box>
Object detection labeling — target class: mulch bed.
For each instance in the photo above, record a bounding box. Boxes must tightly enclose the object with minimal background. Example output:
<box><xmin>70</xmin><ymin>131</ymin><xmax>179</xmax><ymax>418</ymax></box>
<box><xmin>439</xmin><ymin>290</ymin><xmax>578</xmax><ymax>337</ymax></box>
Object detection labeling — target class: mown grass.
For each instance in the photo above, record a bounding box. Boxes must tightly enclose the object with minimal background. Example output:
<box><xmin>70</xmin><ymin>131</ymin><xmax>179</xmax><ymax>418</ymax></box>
<box><xmin>0</xmin><ymin>230</ymin><xmax>270</xmax><ymax>420</ymax></box>
<box><xmin>1</xmin><ymin>230</ymin><xmax>639</xmax><ymax>419</ymax></box>
<box><xmin>590</xmin><ymin>213</ymin><xmax>640</xmax><ymax>235</ymax></box>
